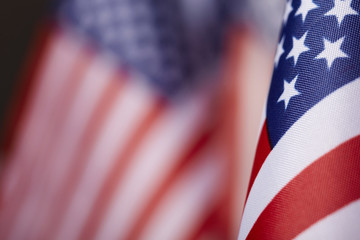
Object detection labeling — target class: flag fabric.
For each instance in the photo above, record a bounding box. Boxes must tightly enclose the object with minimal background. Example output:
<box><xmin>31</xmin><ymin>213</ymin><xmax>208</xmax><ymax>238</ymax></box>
<box><xmin>0</xmin><ymin>0</ymin><xmax>242</xmax><ymax>239</ymax></box>
<box><xmin>239</xmin><ymin>0</ymin><xmax>360</xmax><ymax>239</ymax></box>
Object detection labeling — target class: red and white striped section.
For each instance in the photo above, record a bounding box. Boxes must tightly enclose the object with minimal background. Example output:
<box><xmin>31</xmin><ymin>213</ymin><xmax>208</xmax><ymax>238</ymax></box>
<box><xmin>0</xmin><ymin>28</ymin><xmax>235</xmax><ymax>240</ymax></box>
<box><xmin>91</xmin><ymin>94</ymin><xmax>211</xmax><ymax>240</ymax></box>
<box><xmin>239</xmin><ymin>77</ymin><xmax>360</xmax><ymax>240</ymax></box>
<box><xmin>0</xmin><ymin>30</ymin><xmax>89</xmax><ymax>239</ymax></box>
<box><xmin>10</xmin><ymin>55</ymin><xmax>119</xmax><ymax>240</ymax></box>
<box><xmin>1</xmin><ymin>30</ymin><xmax>84</xmax><ymax>199</ymax></box>
<box><xmin>136</xmin><ymin>148</ymin><xmax>227</xmax><ymax>240</ymax></box>
<box><xmin>294</xmin><ymin>199</ymin><xmax>360</xmax><ymax>240</ymax></box>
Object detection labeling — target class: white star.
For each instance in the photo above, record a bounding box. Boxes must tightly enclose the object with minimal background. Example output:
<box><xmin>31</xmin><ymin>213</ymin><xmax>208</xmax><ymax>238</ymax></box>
<box><xmin>315</xmin><ymin>37</ymin><xmax>348</xmax><ymax>69</ymax></box>
<box><xmin>283</xmin><ymin>0</ymin><xmax>293</xmax><ymax>24</ymax></box>
<box><xmin>274</xmin><ymin>36</ymin><xmax>285</xmax><ymax>68</ymax></box>
<box><xmin>295</xmin><ymin>0</ymin><xmax>319</xmax><ymax>22</ymax></box>
<box><xmin>277</xmin><ymin>75</ymin><xmax>301</xmax><ymax>110</ymax></box>
<box><xmin>324</xmin><ymin>0</ymin><xmax>358</xmax><ymax>26</ymax></box>
<box><xmin>286</xmin><ymin>31</ymin><xmax>310</xmax><ymax>65</ymax></box>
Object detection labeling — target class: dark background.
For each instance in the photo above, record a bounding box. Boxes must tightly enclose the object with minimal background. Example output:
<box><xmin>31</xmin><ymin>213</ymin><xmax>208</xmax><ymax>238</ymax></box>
<box><xmin>0</xmin><ymin>1</ymin><xmax>49</xmax><ymax>140</ymax></box>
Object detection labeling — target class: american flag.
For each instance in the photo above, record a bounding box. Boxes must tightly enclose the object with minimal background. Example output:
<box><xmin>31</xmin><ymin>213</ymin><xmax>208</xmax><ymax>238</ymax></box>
<box><xmin>239</xmin><ymin>0</ymin><xmax>360</xmax><ymax>239</ymax></box>
<box><xmin>0</xmin><ymin>0</ymin><xmax>243</xmax><ymax>239</ymax></box>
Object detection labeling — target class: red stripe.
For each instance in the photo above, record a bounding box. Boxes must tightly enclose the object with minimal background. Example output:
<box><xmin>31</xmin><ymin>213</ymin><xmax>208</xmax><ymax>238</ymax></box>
<box><xmin>220</xmin><ymin>40</ymin><xmax>241</xmax><ymax>238</ymax></box>
<box><xmin>78</xmin><ymin>99</ymin><xmax>166</xmax><ymax>240</ymax></box>
<box><xmin>245</xmin><ymin>122</ymin><xmax>271</xmax><ymax>200</ymax></box>
<box><xmin>246</xmin><ymin>134</ymin><xmax>360</xmax><ymax>240</ymax></box>
<box><xmin>188</xmin><ymin>205</ymin><xmax>230</xmax><ymax>240</ymax></box>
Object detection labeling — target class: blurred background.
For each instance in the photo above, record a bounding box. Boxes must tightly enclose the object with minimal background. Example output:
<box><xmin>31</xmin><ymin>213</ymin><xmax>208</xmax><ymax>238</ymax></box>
<box><xmin>0</xmin><ymin>0</ymin><xmax>284</xmax><ymax>239</ymax></box>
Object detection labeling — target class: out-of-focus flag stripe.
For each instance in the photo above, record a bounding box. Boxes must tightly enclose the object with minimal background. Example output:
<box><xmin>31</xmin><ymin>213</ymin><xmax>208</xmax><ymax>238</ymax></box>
<box><xmin>34</xmin><ymin>56</ymin><xmax>114</xmax><ymax>195</ymax></box>
<box><xmin>77</xmin><ymin>101</ymin><xmax>164</xmax><ymax>240</ymax></box>
<box><xmin>240</xmin><ymin>77</ymin><xmax>360</xmax><ymax>240</ymax></box>
<box><xmin>1</xmin><ymin>31</ymin><xmax>85</xmax><ymax>239</ymax></box>
<box><xmin>123</xmin><ymin>128</ymin><xmax>215</xmax><ymax>240</ymax></box>
<box><xmin>4</xmin><ymin>46</ymin><xmax>83</xmax><ymax>205</ymax></box>
<box><xmin>93</xmin><ymin>93</ymin><xmax>212</xmax><ymax>239</ymax></box>
<box><xmin>22</xmin><ymin>55</ymin><xmax>117</xmax><ymax>238</ymax></box>
<box><xmin>9</xmin><ymin>31</ymin><xmax>82</xmax><ymax>168</ymax></box>
<box><xmin>294</xmin><ymin>199</ymin><xmax>360</xmax><ymax>240</ymax></box>
<box><xmin>4</xmin><ymin>46</ymin><xmax>90</xmax><ymax>240</ymax></box>
<box><xmin>55</xmin><ymin>81</ymin><xmax>160</xmax><ymax>240</ymax></box>
<box><xmin>245</xmin><ymin>121</ymin><xmax>271</xmax><ymax>200</ymax></box>
<box><xmin>10</xmin><ymin>54</ymin><xmax>92</xmax><ymax>240</ymax></box>
<box><xmin>247</xmin><ymin>134</ymin><xmax>360</xmax><ymax>239</ymax></box>
<box><xmin>223</xmin><ymin>29</ymin><xmax>273</xmax><ymax>231</ymax></box>
<box><xmin>2</xmin><ymin>31</ymin><xmax>82</xmax><ymax>198</ymax></box>
<box><xmin>41</xmin><ymin>73</ymin><xmax>124</xmax><ymax>240</ymax></box>
<box><xmin>50</xmin><ymin>80</ymin><xmax>159</xmax><ymax>238</ymax></box>
<box><xmin>137</xmin><ymin>148</ymin><xmax>227</xmax><ymax>240</ymax></box>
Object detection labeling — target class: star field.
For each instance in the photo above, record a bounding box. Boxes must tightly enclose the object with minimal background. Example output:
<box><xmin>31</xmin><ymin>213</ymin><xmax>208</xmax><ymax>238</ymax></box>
<box><xmin>267</xmin><ymin>0</ymin><xmax>360</xmax><ymax>147</ymax></box>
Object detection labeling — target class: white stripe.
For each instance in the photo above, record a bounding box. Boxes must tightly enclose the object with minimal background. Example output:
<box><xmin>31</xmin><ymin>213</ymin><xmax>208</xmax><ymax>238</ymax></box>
<box><xmin>239</xmin><ymin>77</ymin><xmax>360</xmax><ymax>240</ymax></box>
<box><xmin>138</xmin><ymin>148</ymin><xmax>226</xmax><ymax>240</ymax></box>
<box><xmin>55</xmin><ymin>79</ymin><xmax>154</xmax><ymax>240</ymax></box>
<box><xmin>95</xmin><ymin>91</ymin><xmax>211</xmax><ymax>240</ymax></box>
<box><xmin>23</xmin><ymin>56</ymin><xmax>114</xmax><ymax>239</ymax></box>
<box><xmin>294</xmin><ymin>199</ymin><xmax>360</xmax><ymax>240</ymax></box>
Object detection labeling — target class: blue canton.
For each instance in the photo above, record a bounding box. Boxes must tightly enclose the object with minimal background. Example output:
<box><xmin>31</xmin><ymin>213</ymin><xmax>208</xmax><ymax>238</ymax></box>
<box><xmin>267</xmin><ymin>0</ymin><xmax>360</xmax><ymax>147</ymax></box>
<box><xmin>59</xmin><ymin>0</ymin><xmax>227</xmax><ymax>97</ymax></box>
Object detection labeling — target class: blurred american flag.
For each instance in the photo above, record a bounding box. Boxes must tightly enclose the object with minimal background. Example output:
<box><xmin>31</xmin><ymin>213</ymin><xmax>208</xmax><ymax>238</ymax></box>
<box><xmin>0</xmin><ymin>0</ymin><xmax>283</xmax><ymax>239</ymax></box>
<box><xmin>0</xmin><ymin>1</ymin><xmax>232</xmax><ymax>239</ymax></box>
